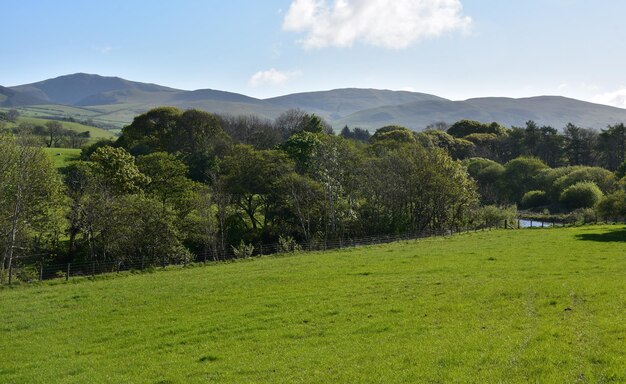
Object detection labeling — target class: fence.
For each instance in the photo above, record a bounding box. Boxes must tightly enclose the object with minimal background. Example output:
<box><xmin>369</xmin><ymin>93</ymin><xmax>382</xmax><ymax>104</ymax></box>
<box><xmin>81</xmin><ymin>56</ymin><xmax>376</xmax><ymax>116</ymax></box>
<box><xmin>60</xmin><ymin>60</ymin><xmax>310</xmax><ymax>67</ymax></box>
<box><xmin>2</xmin><ymin>218</ymin><xmax>621</xmax><ymax>286</ymax></box>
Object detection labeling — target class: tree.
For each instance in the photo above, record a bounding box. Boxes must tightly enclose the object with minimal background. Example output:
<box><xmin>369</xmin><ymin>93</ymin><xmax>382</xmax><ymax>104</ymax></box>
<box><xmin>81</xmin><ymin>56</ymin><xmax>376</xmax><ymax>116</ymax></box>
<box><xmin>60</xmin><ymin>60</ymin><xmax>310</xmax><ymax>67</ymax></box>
<box><xmin>563</xmin><ymin>123</ymin><xmax>597</xmax><ymax>166</ymax></box>
<box><xmin>44</xmin><ymin>121</ymin><xmax>65</xmax><ymax>148</ymax></box>
<box><xmin>0</xmin><ymin>135</ymin><xmax>64</xmax><ymax>284</ymax></box>
<box><xmin>117</xmin><ymin>107</ymin><xmax>182</xmax><ymax>154</ymax></box>
<box><xmin>137</xmin><ymin>152</ymin><xmax>197</xmax><ymax>214</ymax></box>
<box><xmin>598</xmin><ymin>123</ymin><xmax>626</xmax><ymax>170</ymax></box>
<box><xmin>371</xmin><ymin>125</ymin><xmax>416</xmax><ymax>145</ymax></box>
<box><xmin>275</xmin><ymin>109</ymin><xmax>332</xmax><ymax>137</ymax></box>
<box><xmin>221</xmin><ymin>145</ymin><xmax>294</xmax><ymax>235</ymax></box>
<box><xmin>559</xmin><ymin>181</ymin><xmax>603</xmax><ymax>209</ymax></box>
<box><xmin>501</xmin><ymin>157</ymin><xmax>549</xmax><ymax>203</ymax></box>
<box><xmin>89</xmin><ymin>146</ymin><xmax>150</xmax><ymax>195</ymax></box>
<box><xmin>464</xmin><ymin>158</ymin><xmax>505</xmax><ymax>204</ymax></box>
<box><xmin>220</xmin><ymin>114</ymin><xmax>283</xmax><ymax>149</ymax></box>
<box><xmin>447</xmin><ymin>120</ymin><xmax>506</xmax><ymax>138</ymax></box>
<box><xmin>6</xmin><ymin>109</ymin><xmax>19</xmax><ymax>122</ymax></box>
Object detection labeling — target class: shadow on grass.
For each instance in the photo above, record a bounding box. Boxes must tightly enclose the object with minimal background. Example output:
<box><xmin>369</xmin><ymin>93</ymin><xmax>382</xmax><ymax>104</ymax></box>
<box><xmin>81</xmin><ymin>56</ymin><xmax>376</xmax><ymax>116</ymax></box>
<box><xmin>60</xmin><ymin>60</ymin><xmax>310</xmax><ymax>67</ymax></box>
<box><xmin>575</xmin><ymin>228</ymin><xmax>626</xmax><ymax>243</ymax></box>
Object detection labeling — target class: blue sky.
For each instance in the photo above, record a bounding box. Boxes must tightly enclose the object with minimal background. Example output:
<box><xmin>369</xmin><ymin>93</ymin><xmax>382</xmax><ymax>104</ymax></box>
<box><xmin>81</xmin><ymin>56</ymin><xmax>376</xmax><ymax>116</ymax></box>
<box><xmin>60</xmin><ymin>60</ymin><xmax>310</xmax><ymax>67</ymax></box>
<box><xmin>2</xmin><ymin>0</ymin><xmax>626</xmax><ymax>107</ymax></box>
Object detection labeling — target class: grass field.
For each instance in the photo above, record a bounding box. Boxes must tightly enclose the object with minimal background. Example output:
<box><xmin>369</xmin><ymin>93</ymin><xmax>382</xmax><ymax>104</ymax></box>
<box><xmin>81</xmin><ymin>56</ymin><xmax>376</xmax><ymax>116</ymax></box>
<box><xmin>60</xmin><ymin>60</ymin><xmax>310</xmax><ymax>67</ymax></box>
<box><xmin>1</xmin><ymin>226</ymin><xmax>625</xmax><ymax>383</ymax></box>
<box><xmin>43</xmin><ymin>147</ymin><xmax>81</xmax><ymax>168</ymax></box>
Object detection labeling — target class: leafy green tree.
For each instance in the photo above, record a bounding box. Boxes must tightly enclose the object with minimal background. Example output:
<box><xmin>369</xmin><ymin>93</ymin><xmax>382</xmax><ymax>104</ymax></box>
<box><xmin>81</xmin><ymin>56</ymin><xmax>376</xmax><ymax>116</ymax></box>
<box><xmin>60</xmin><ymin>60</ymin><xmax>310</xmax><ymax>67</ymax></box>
<box><xmin>447</xmin><ymin>120</ymin><xmax>506</xmax><ymax>138</ymax></box>
<box><xmin>598</xmin><ymin>123</ymin><xmax>626</xmax><ymax>170</ymax></box>
<box><xmin>137</xmin><ymin>152</ymin><xmax>197</xmax><ymax>214</ymax></box>
<box><xmin>501</xmin><ymin>157</ymin><xmax>549</xmax><ymax>203</ymax></box>
<box><xmin>563</xmin><ymin>123</ymin><xmax>597</xmax><ymax>166</ymax></box>
<box><xmin>279</xmin><ymin>131</ymin><xmax>323</xmax><ymax>173</ymax></box>
<box><xmin>0</xmin><ymin>135</ymin><xmax>64</xmax><ymax>284</ymax></box>
<box><xmin>89</xmin><ymin>146</ymin><xmax>150</xmax><ymax>195</ymax></box>
<box><xmin>552</xmin><ymin>167</ymin><xmax>616</xmax><ymax>195</ymax></box>
<box><xmin>116</xmin><ymin>107</ymin><xmax>182</xmax><ymax>154</ymax></box>
<box><xmin>221</xmin><ymin>145</ymin><xmax>294</xmax><ymax>235</ymax></box>
<box><xmin>559</xmin><ymin>181</ymin><xmax>603</xmax><ymax>209</ymax></box>
<box><xmin>371</xmin><ymin>125</ymin><xmax>416</xmax><ymax>145</ymax></box>
<box><xmin>360</xmin><ymin>144</ymin><xmax>477</xmax><ymax>234</ymax></box>
<box><xmin>520</xmin><ymin>190</ymin><xmax>549</xmax><ymax>210</ymax></box>
<box><xmin>415</xmin><ymin>129</ymin><xmax>474</xmax><ymax>159</ymax></box>
<box><xmin>107</xmin><ymin>195</ymin><xmax>191</xmax><ymax>268</ymax></box>
<box><xmin>464</xmin><ymin>158</ymin><xmax>505</xmax><ymax>204</ymax></box>
<box><xmin>597</xmin><ymin>190</ymin><xmax>626</xmax><ymax>219</ymax></box>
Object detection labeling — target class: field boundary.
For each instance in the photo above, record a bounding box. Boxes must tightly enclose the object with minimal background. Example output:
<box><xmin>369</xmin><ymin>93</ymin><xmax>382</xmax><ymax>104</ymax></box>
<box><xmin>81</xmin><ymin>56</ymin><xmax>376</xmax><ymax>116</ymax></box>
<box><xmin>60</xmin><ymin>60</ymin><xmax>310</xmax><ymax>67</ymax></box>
<box><xmin>3</xmin><ymin>218</ymin><xmax>622</xmax><ymax>286</ymax></box>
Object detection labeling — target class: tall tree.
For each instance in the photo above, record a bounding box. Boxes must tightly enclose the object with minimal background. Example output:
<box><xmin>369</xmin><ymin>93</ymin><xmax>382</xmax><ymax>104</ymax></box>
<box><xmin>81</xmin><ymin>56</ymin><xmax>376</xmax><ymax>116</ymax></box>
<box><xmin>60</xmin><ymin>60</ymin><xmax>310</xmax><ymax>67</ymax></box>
<box><xmin>0</xmin><ymin>135</ymin><xmax>63</xmax><ymax>284</ymax></box>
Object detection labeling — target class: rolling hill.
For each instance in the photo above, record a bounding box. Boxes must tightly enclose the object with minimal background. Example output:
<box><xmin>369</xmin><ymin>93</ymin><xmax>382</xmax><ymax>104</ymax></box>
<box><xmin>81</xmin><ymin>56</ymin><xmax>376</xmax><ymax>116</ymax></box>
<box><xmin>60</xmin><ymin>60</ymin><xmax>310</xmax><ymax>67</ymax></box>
<box><xmin>3</xmin><ymin>73</ymin><xmax>626</xmax><ymax>131</ymax></box>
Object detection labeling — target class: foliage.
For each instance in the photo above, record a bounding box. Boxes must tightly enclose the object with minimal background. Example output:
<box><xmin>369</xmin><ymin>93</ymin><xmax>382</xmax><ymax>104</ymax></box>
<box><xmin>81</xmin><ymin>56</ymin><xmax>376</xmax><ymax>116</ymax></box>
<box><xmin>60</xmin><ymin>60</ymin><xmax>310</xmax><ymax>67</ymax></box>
<box><xmin>521</xmin><ymin>190</ymin><xmax>549</xmax><ymax>210</ymax></box>
<box><xmin>231</xmin><ymin>240</ymin><xmax>254</xmax><ymax>258</ymax></box>
<box><xmin>447</xmin><ymin>120</ymin><xmax>507</xmax><ymax>138</ymax></box>
<box><xmin>473</xmin><ymin>205</ymin><xmax>517</xmax><ymax>227</ymax></box>
<box><xmin>559</xmin><ymin>181</ymin><xmax>603</xmax><ymax>209</ymax></box>
<box><xmin>501</xmin><ymin>157</ymin><xmax>549</xmax><ymax>203</ymax></box>
<box><xmin>278</xmin><ymin>235</ymin><xmax>302</xmax><ymax>253</ymax></box>
<box><xmin>0</xmin><ymin>134</ymin><xmax>65</xmax><ymax>284</ymax></box>
<box><xmin>596</xmin><ymin>190</ymin><xmax>626</xmax><ymax>219</ymax></box>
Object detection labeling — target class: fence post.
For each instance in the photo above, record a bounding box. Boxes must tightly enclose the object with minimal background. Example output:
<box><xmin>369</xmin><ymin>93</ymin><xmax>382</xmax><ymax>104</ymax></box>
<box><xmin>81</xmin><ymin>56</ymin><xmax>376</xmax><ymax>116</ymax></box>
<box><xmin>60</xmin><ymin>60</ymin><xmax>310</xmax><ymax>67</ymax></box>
<box><xmin>92</xmin><ymin>260</ymin><xmax>96</xmax><ymax>278</ymax></box>
<box><xmin>39</xmin><ymin>263</ymin><xmax>43</xmax><ymax>282</ymax></box>
<box><xmin>66</xmin><ymin>263</ymin><xmax>70</xmax><ymax>281</ymax></box>
<box><xmin>8</xmin><ymin>262</ymin><xmax>13</xmax><ymax>285</ymax></box>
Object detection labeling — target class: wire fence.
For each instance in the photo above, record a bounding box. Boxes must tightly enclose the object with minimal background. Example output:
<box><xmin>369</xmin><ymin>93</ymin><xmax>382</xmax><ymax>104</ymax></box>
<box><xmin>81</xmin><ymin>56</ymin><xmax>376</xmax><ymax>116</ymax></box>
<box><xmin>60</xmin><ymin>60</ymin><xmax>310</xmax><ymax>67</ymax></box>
<box><xmin>2</xmin><ymin>217</ymin><xmax>621</xmax><ymax>286</ymax></box>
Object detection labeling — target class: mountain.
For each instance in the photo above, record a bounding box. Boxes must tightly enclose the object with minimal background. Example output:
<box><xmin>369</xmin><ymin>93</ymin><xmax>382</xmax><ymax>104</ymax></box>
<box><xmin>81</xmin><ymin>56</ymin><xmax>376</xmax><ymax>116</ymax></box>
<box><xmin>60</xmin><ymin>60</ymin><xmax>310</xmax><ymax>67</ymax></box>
<box><xmin>337</xmin><ymin>96</ymin><xmax>626</xmax><ymax>130</ymax></box>
<box><xmin>3</xmin><ymin>73</ymin><xmax>626</xmax><ymax>131</ymax></box>
<box><xmin>266</xmin><ymin>88</ymin><xmax>447</xmax><ymax>121</ymax></box>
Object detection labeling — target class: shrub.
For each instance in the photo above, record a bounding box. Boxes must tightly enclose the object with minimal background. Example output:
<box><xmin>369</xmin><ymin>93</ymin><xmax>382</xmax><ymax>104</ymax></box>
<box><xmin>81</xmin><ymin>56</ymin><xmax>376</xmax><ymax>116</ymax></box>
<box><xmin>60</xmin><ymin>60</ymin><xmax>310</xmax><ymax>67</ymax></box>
<box><xmin>475</xmin><ymin>205</ymin><xmax>517</xmax><ymax>228</ymax></box>
<box><xmin>232</xmin><ymin>241</ymin><xmax>254</xmax><ymax>259</ymax></box>
<box><xmin>521</xmin><ymin>190</ymin><xmax>549</xmax><ymax>210</ymax></box>
<box><xmin>559</xmin><ymin>181</ymin><xmax>603</xmax><ymax>209</ymax></box>
<box><xmin>278</xmin><ymin>235</ymin><xmax>302</xmax><ymax>253</ymax></box>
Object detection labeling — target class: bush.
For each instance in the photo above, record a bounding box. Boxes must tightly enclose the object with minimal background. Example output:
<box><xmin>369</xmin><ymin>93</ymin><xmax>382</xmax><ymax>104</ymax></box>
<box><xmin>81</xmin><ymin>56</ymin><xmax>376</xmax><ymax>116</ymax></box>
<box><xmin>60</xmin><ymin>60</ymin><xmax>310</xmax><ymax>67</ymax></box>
<box><xmin>232</xmin><ymin>241</ymin><xmax>254</xmax><ymax>259</ymax></box>
<box><xmin>559</xmin><ymin>181</ymin><xmax>603</xmax><ymax>209</ymax></box>
<box><xmin>597</xmin><ymin>190</ymin><xmax>626</xmax><ymax>219</ymax></box>
<box><xmin>278</xmin><ymin>235</ymin><xmax>302</xmax><ymax>253</ymax></box>
<box><xmin>521</xmin><ymin>190</ymin><xmax>548</xmax><ymax>210</ymax></box>
<box><xmin>474</xmin><ymin>205</ymin><xmax>517</xmax><ymax>228</ymax></box>
<box><xmin>569</xmin><ymin>208</ymin><xmax>598</xmax><ymax>224</ymax></box>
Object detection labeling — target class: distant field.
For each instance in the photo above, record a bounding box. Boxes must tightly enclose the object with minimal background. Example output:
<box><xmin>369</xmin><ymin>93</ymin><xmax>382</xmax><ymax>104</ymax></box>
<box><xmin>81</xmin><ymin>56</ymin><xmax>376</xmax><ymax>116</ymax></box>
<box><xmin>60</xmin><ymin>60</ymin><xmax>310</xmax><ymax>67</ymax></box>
<box><xmin>1</xmin><ymin>105</ymin><xmax>130</xmax><ymax>129</ymax></box>
<box><xmin>0</xmin><ymin>226</ymin><xmax>625</xmax><ymax>383</ymax></box>
<box><xmin>3</xmin><ymin>116</ymin><xmax>115</xmax><ymax>140</ymax></box>
<box><xmin>43</xmin><ymin>147</ymin><xmax>81</xmax><ymax>168</ymax></box>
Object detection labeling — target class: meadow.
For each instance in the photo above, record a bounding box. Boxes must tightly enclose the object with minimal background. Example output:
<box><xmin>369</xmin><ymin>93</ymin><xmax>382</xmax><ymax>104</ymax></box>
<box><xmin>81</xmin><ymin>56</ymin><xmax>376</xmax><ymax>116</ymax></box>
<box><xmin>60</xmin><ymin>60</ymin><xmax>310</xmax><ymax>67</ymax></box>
<box><xmin>43</xmin><ymin>147</ymin><xmax>81</xmax><ymax>168</ymax></box>
<box><xmin>0</xmin><ymin>226</ymin><xmax>624</xmax><ymax>383</ymax></box>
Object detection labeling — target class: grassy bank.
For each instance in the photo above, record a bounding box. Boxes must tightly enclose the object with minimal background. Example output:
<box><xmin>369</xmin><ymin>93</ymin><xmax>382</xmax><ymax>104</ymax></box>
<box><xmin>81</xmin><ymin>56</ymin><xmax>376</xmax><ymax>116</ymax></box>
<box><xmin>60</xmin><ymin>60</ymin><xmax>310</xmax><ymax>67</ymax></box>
<box><xmin>1</xmin><ymin>226</ymin><xmax>624</xmax><ymax>383</ymax></box>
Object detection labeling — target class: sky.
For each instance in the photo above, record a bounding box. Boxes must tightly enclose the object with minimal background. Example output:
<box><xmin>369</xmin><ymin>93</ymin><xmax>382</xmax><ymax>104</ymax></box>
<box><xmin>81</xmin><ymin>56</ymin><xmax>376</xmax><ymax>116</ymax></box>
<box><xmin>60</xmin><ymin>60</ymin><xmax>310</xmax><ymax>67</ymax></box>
<box><xmin>2</xmin><ymin>0</ymin><xmax>626</xmax><ymax>107</ymax></box>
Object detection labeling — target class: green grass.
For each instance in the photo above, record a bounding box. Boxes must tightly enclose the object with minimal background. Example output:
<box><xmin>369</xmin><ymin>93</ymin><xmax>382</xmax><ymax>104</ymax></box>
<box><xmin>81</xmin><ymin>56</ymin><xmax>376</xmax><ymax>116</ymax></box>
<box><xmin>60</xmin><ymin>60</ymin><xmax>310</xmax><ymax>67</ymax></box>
<box><xmin>1</xmin><ymin>226</ymin><xmax>625</xmax><ymax>383</ymax></box>
<box><xmin>43</xmin><ymin>147</ymin><xmax>81</xmax><ymax>168</ymax></box>
<box><xmin>13</xmin><ymin>116</ymin><xmax>115</xmax><ymax>139</ymax></box>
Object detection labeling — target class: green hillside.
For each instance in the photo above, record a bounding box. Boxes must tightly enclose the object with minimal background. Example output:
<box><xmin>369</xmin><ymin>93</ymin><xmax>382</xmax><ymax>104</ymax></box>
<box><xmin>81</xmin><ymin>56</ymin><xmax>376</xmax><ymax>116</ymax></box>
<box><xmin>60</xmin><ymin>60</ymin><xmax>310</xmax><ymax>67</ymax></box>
<box><xmin>1</xmin><ymin>226</ymin><xmax>624</xmax><ymax>383</ymax></box>
<box><xmin>43</xmin><ymin>147</ymin><xmax>81</xmax><ymax>168</ymax></box>
<box><xmin>3</xmin><ymin>115</ymin><xmax>115</xmax><ymax>140</ymax></box>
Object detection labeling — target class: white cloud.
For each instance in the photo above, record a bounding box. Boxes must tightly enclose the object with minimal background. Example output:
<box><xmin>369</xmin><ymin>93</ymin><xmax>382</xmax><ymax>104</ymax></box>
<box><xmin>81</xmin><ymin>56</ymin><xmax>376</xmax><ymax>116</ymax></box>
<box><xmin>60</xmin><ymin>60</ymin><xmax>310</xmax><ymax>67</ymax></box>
<box><xmin>282</xmin><ymin>0</ymin><xmax>472</xmax><ymax>49</ymax></box>
<box><xmin>593</xmin><ymin>88</ymin><xmax>626</xmax><ymax>109</ymax></box>
<box><xmin>249</xmin><ymin>69</ymin><xmax>301</xmax><ymax>87</ymax></box>
<box><xmin>100</xmin><ymin>45</ymin><xmax>113</xmax><ymax>54</ymax></box>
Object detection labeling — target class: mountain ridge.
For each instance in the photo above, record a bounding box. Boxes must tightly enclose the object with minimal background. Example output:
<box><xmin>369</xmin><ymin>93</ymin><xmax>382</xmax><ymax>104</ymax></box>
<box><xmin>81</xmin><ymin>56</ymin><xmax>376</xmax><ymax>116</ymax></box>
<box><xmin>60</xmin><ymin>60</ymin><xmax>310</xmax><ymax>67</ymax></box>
<box><xmin>3</xmin><ymin>73</ymin><xmax>626</xmax><ymax>130</ymax></box>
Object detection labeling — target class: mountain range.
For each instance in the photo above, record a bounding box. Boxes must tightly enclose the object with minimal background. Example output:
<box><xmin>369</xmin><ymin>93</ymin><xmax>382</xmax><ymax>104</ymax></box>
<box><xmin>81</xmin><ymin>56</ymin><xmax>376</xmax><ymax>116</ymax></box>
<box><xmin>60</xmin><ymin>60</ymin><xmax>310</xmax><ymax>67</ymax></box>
<box><xmin>2</xmin><ymin>73</ymin><xmax>626</xmax><ymax>131</ymax></box>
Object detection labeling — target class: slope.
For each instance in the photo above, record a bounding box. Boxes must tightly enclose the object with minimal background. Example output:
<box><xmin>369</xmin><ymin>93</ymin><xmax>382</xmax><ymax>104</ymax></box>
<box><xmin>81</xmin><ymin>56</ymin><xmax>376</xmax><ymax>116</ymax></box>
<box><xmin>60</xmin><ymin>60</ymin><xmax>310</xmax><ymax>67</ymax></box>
<box><xmin>1</xmin><ymin>226</ymin><xmax>624</xmax><ymax>383</ymax></box>
<box><xmin>338</xmin><ymin>96</ymin><xmax>626</xmax><ymax>130</ymax></box>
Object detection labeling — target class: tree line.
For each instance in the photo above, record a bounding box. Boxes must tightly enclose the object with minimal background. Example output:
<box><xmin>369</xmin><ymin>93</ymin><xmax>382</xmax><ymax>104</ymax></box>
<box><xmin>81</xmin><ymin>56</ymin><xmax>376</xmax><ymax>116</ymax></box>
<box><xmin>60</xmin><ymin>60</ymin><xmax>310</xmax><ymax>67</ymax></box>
<box><xmin>2</xmin><ymin>108</ymin><xmax>626</xmax><ymax>283</ymax></box>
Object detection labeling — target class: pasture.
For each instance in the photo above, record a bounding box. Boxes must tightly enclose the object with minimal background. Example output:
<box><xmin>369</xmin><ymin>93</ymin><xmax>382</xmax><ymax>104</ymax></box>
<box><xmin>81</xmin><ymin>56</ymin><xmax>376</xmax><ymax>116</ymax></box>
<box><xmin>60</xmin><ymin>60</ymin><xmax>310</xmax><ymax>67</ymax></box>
<box><xmin>0</xmin><ymin>226</ymin><xmax>624</xmax><ymax>383</ymax></box>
